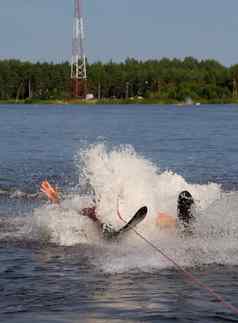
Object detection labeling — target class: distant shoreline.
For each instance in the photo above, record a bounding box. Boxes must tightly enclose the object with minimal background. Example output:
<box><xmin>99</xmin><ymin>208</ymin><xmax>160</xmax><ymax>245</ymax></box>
<box><xmin>1</xmin><ymin>98</ymin><xmax>238</xmax><ymax>105</ymax></box>
<box><xmin>1</xmin><ymin>58</ymin><xmax>238</xmax><ymax>104</ymax></box>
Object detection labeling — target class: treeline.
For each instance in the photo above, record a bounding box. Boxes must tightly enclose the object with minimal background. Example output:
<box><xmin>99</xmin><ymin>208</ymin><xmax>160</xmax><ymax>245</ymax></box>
<box><xmin>1</xmin><ymin>57</ymin><xmax>238</xmax><ymax>101</ymax></box>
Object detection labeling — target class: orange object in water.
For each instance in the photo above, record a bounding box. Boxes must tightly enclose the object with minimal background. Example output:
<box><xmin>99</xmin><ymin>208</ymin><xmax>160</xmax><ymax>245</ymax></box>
<box><xmin>156</xmin><ymin>212</ymin><xmax>176</xmax><ymax>229</ymax></box>
<box><xmin>40</xmin><ymin>180</ymin><xmax>60</xmax><ymax>204</ymax></box>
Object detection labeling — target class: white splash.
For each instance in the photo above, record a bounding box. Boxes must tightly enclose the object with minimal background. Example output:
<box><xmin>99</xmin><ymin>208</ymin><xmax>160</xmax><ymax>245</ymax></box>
<box><xmin>29</xmin><ymin>143</ymin><xmax>238</xmax><ymax>272</ymax></box>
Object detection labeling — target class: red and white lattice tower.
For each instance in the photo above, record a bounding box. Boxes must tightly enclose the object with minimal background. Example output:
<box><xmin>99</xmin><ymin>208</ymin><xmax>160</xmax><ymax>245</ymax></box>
<box><xmin>71</xmin><ymin>0</ymin><xmax>87</xmax><ymax>98</ymax></box>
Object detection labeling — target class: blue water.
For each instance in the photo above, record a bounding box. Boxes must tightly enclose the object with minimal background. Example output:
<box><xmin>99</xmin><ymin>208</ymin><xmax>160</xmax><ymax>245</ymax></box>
<box><xmin>0</xmin><ymin>104</ymin><xmax>238</xmax><ymax>322</ymax></box>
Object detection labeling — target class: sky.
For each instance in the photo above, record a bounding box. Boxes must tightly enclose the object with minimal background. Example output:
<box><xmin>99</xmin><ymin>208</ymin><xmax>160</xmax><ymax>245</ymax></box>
<box><xmin>0</xmin><ymin>0</ymin><xmax>238</xmax><ymax>66</ymax></box>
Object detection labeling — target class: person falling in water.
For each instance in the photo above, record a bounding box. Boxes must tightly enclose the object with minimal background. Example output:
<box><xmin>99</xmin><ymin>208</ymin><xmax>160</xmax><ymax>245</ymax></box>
<box><xmin>40</xmin><ymin>180</ymin><xmax>147</xmax><ymax>240</ymax></box>
<box><xmin>40</xmin><ymin>181</ymin><xmax>196</xmax><ymax>238</ymax></box>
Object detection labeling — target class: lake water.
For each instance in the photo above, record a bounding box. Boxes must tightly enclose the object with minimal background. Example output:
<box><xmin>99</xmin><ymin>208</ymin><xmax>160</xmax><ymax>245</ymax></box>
<box><xmin>0</xmin><ymin>104</ymin><xmax>238</xmax><ymax>322</ymax></box>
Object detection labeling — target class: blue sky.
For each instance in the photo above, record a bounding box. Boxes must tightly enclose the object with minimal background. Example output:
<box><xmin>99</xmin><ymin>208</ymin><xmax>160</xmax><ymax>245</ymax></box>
<box><xmin>0</xmin><ymin>0</ymin><xmax>238</xmax><ymax>66</ymax></box>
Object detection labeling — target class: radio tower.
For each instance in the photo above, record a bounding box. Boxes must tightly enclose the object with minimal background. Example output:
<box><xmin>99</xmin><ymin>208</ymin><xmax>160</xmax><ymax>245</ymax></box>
<box><xmin>71</xmin><ymin>0</ymin><xmax>87</xmax><ymax>98</ymax></box>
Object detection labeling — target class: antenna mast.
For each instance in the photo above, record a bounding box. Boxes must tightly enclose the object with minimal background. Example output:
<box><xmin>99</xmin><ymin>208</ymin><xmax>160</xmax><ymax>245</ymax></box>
<box><xmin>71</xmin><ymin>0</ymin><xmax>87</xmax><ymax>98</ymax></box>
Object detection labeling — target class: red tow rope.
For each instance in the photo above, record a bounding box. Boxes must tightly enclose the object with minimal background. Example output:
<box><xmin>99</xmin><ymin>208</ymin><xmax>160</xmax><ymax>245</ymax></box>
<box><xmin>117</xmin><ymin>199</ymin><xmax>238</xmax><ymax>316</ymax></box>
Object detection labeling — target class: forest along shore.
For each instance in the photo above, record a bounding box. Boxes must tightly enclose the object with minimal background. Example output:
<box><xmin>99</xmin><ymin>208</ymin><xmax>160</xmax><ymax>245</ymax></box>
<box><xmin>1</xmin><ymin>57</ymin><xmax>238</xmax><ymax>104</ymax></box>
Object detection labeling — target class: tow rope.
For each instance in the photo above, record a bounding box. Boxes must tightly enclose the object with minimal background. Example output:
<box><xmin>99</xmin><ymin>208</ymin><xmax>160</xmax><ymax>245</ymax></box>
<box><xmin>117</xmin><ymin>201</ymin><xmax>238</xmax><ymax>316</ymax></box>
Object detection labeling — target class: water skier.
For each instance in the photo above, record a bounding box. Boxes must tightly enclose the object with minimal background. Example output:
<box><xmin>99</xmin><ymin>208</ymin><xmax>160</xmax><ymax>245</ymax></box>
<box><xmin>40</xmin><ymin>180</ymin><xmax>147</xmax><ymax>240</ymax></box>
<box><xmin>40</xmin><ymin>181</ymin><xmax>195</xmax><ymax>236</ymax></box>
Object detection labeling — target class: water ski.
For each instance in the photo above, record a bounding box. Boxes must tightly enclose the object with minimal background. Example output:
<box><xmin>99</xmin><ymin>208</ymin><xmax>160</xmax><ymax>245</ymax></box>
<box><xmin>102</xmin><ymin>206</ymin><xmax>147</xmax><ymax>240</ymax></box>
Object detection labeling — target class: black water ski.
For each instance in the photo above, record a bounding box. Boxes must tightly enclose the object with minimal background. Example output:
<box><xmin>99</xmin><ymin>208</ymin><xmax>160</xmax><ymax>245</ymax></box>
<box><xmin>102</xmin><ymin>206</ymin><xmax>147</xmax><ymax>240</ymax></box>
<box><xmin>117</xmin><ymin>206</ymin><xmax>147</xmax><ymax>235</ymax></box>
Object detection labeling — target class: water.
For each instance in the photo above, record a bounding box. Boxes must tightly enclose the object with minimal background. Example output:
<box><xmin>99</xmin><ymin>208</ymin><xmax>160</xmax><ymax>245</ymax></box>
<box><xmin>0</xmin><ymin>104</ymin><xmax>238</xmax><ymax>322</ymax></box>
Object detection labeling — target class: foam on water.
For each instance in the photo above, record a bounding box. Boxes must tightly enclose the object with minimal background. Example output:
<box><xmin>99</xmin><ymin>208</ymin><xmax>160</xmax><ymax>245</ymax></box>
<box><xmin>24</xmin><ymin>144</ymin><xmax>238</xmax><ymax>272</ymax></box>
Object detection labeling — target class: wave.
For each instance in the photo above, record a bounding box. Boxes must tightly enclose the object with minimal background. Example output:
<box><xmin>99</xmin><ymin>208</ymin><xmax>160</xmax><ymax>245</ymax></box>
<box><xmin>0</xmin><ymin>188</ymin><xmax>42</xmax><ymax>200</ymax></box>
